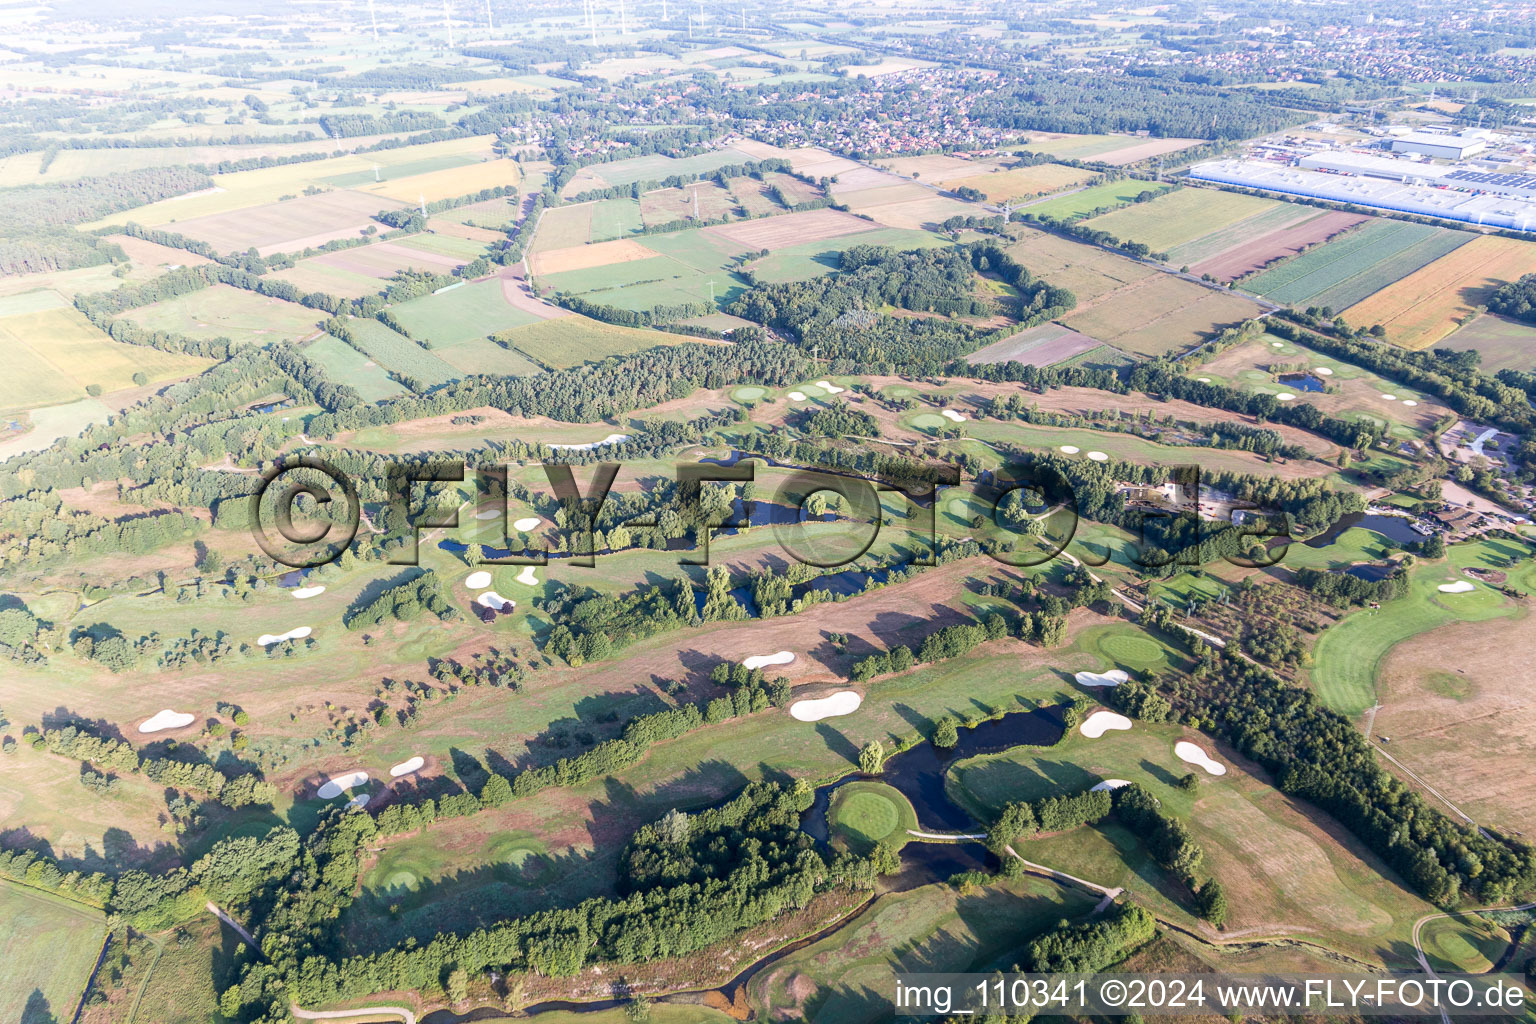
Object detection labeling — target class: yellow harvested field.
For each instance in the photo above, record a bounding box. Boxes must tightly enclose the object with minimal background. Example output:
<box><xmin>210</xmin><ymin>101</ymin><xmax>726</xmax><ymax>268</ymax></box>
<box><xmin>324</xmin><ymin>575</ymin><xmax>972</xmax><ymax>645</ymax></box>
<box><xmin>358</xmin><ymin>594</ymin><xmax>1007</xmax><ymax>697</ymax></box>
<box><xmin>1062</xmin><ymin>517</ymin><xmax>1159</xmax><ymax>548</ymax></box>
<box><xmin>1096</xmin><ymin>136</ymin><xmax>1203</xmax><ymax>165</ymax></box>
<box><xmin>703</xmin><ymin>208</ymin><xmax>881</xmax><ymax>250</ymax></box>
<box><xmin>841</xmin><ymin>186</ymin><xmax>977</xmax><ymax>230</ymax></box>
<box><xmin>531</xmin><ymin>238</ymin><xmax>661</xmax><ymax>275</ymax></box>
<box><xmin>878</xmin><ymin>154</ymin><xmax>1009</xmax><ymax>181</ymax></box>
<box><xmin>1343</xmin><ymin>235</ymin><xmax>1536</xmax><ymax>349</ymax></box>
<box><xmin>357</xmin><ymin>159</ymin><xmax>519</xmax><ymax>203</ymax></box>
<box><xmin>81</xmin><ymin>135</ymin><xmax>499</xmax><ymax>228</ymax></box>
<box><xmin>0</xmin><ymin>306</ymin><xmax>211</xmax><ymax>413</ymax></box>
<box><xmin>162</xmin><ymin>189</ymin><xmax>400</xmax><ymax>257</ymax></box>
<box><xmin>945</xmin><ymin>164</ymin><xmax>1097</xmax><ymax>201</ymax></box>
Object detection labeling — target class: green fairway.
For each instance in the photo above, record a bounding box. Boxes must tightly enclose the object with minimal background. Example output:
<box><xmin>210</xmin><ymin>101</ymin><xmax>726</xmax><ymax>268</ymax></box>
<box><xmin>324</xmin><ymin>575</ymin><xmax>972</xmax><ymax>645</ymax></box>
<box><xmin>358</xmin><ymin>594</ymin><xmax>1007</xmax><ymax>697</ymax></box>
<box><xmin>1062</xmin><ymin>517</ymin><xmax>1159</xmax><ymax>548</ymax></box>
<box><xmin>1310</xmin><ymin>535</ymin><xmax>1536</xmax><ymax>714</ymax></box>
<box><xmin>749</xmin><ymin>877</ymin><xmax>1097</xmax><ymax>1023</ymax></box>
<box><xmin>0</xmin><ymin>880</ymin><xmax>104</xmax><ymax>1024</ymax></box>
<box><xmin>1419</xmin><ymin>914</ymin><xmax>1512</xmax><ymax>973</ymax></box>
<box><xmin>827</xmin><ymin>780</ymin><xmax>919</xmax><ymax>853</ymax></box>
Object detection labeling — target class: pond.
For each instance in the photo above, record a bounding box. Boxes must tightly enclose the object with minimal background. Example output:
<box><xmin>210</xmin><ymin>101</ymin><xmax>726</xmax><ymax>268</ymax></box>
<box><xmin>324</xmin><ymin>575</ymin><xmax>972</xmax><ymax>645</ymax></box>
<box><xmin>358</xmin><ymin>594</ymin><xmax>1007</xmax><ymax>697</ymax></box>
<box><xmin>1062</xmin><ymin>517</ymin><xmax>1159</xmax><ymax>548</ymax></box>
<box><xmin>1344</xmin><ymin>562</ymin><xmax>1394</xmax><ymax>582</ymax></box>
<box><xmin>1303</xmin><ymin>511</ymin><xmax>1427</xmax><ymax>549</ymax></box>
<box><xmin>803</xmin><ymin>705</ymin><xmax>1066</xmax><ymax>885</ymax></box>
<box><xmin>1277</xmin><ymin>371</ymin><xmax>1326</xmax><ymax>393</ymax></box>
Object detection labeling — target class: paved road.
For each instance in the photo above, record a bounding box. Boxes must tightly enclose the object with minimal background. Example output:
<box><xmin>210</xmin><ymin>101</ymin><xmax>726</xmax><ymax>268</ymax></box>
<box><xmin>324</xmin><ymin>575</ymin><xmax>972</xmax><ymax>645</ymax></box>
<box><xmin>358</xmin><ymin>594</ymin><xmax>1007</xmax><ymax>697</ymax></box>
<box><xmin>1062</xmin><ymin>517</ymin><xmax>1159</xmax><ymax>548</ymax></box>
<box><xmin>205</xmin><ymin>902</ymin><xmax>257</xmax><ymax>950</ymax></box>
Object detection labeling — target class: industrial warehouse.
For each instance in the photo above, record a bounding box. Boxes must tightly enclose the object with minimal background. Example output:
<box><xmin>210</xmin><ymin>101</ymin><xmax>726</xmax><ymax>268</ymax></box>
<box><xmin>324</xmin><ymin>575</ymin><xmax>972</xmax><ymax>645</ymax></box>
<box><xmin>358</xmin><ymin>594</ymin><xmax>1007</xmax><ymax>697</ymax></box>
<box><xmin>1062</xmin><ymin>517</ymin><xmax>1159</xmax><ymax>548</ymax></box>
<box><xmin>1189</xmin><ymin>125</ymin><xmax>1536</xmax><ymax>231</ymax></box>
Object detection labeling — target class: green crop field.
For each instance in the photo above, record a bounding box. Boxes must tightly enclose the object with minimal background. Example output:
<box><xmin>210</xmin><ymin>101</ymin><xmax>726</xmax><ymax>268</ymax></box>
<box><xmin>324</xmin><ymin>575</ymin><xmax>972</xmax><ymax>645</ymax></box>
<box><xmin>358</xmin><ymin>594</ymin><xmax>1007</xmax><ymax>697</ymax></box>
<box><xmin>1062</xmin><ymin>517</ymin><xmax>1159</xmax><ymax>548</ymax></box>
<box><xmin>388</xmin><ymin>278</ymin><xmax>540</xmax><ymax>347</ymax></box>
<box><xmin>588</xmin><ymin>147</ymin><xmax>757</xmax><ymax>187</ymax></box>
<box><xmin>121</xmin><ymin>284</ymin><xmax>322</xmax><ymax>345</ymax></box>
<box><xmin>343</xmin><ymin>318</ymin><xmax>460</xmax><ymax>386</ymax></box>
<box><xmin>1440</xmin><ymin>313</ymin><xmax>1536</xmax><ymax>372</ymax></box>
<box><xmin>1084</xmin><ymin>187</ymin><xmax>1278</xmax><ymax>253</ymax></box>
<box><xmin>0</xmin><ymin>881</ymin><xmax>104</xmax><ymax>1024</ymax></box>
<box><xmin>396</xmin><ymin>232</ymin><xmax>489</xmax><ymax>260</ymax></box>
<box><xmin>1310</xmin><ymin>535</ymin><xmax>1536</xmax><ymax>714</ymax></box>
<box><xmin>499</xmin><ymin>315</ymin><xmax>687</xmax><ymax>368</ymax></box>
<box><xmin>1246</xmin><ymin>220</ymin><xmax>1473</xmax><ymax>310</ymax></box>
<box><xmin>302</xmin><ymin>334</ymin><xmax>409</xmax><ymax>402</ymax></box>
<box><xmin>1019</xmin><ymin>179</ymin><xmax>1171</xmax><ymax>221</ymax></box>
<box><xmin>588</xmin><ymin>197</ymin><xmax>644</xmax><ymax>241</ymax></box>
<box><xmin>1165</xmin><ymin>201</ymin><xmax>1319</xmax><ymax>265</ymax></box>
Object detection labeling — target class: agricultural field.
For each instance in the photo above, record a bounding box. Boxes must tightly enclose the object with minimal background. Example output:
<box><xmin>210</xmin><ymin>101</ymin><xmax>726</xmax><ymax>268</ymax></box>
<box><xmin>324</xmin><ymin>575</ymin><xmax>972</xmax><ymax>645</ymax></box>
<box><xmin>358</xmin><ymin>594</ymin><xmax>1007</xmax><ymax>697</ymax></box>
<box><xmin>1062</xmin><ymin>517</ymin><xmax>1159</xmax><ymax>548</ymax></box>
<box><xmin>640</xmin><ymin>180</ymin><xmax>739</xmax><ymax>226</ymax></box>
<box><xmin>81</xmin><ymin>135</ymin><xmax>500</xmax><ymax>228</ymax></box>
<box><xmin>1185</xmin><ymin>208</ymin><xmax>1369</xmax><ymax>282</ymax></box>
<box><xmin>119</xmin><ymin>284</ymin><xmax>322</xmax><ymax>345</ymax></box>
<box><xmin>1341</xmin><ymin>234</ymin><xmax>1536</xmax><ymax>349</ymax></box>
<box><xmin>497</xmin><ymin>315</ymin><xmax>694</xmax><ymax>369</ymax></box>
<box><xmin>1015</xmin><ymin>132</ymin><xmax>1201</xmax><ymax>164</ymax></box>
<box><xmin>387</xmin><ymin>278</ymin><xmax>541</xmax><ymax>348</ymax></box>
<box><xmin>160</xmin><ymin>189</ymin><xmax>399</xmax><ymax>257</ymax></box>
<box><xmin>0</xmin><ymin>881</ymin><xmax>104</xmax><ymax>1024</ymax></box>
<box><xmin>1083</xmin><ymin>186</ymin><xmax>1280</xmax><ymax>254</ymax></box>
<box><xmin>1061</xmin><ymin>273</ymin><xmax>1262</xmax><ymax>357</ymax></box>
<box><xmin>0</xmin><ymin>303</ymin><xmax>212</xmax><ymax>412</ymax></box>
<box><xmin>341</xmin><ymin>317</ymin><xmax>459</xmax><ymax>385</ymax></box>
<box><xmin>559</xmin><ymin>147</ymin><xmax>760</xmax><ymax>194</ymax></box>
<box><xmin>355</xmin><ymin>158</ymin><xmax>518</xmax><ymax>204</ymax></box>
<box><xmin>1004</xmin><ymin>227</ymin><xmax>1161</xmax><ymax>304</ymax></box>
<box><xmin>1439</xmin><ymin>313</ymin><xmax>1536</xmax><ymax>372</ymax></box>
<box><xmin>943</xmin><ymin>162</ymin><xmax>1098</xmax><ymax>201</ymax></box>
<box><xmin>748</xmin><ymin>226</ymin><xmax>951</xmax><ymax>283</ymax></box>
<box><xmin>966</xmin><ymin>322</ymin><xmax>1105</xmax><ymax>366</ymax></box>
<box><xmin>1245</xmin><ymin>219</ymin><xmax>1474</xmax><ymax>312</ymax></box>
<box><xmin>302</xmin><ymin>334</ymin><xmax>410</xmax><ymax>402</ymax></box>
<box><xmin>1018</xmin><ymin>178</ymin><xmax>1172</xmax><ymax>221</ymax></box>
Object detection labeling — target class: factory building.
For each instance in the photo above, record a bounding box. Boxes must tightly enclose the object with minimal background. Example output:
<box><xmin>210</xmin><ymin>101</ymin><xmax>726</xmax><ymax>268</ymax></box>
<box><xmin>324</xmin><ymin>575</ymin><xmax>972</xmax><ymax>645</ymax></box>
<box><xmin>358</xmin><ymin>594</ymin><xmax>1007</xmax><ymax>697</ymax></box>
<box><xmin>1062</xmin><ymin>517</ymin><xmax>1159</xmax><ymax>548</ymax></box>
<box><xmin>1390</xmin><ymin>131</ymin><xmax>1488</xmax><ymax>160</ymax></box>
<box><xmin>1187</xmin><ymin>159</ymin><xmax>1536</xmax><ymax>232</ymax></box>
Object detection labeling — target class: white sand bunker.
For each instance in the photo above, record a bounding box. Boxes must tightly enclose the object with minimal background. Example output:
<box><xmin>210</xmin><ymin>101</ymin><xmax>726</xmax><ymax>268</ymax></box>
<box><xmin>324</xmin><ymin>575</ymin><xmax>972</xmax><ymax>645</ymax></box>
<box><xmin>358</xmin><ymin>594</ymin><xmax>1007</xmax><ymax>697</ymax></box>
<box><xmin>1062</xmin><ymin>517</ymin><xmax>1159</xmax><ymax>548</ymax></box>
<box><xmin>1381</xmin><ymin>394</ymin><xmax>1397</xmax><ymax>401</ymax></box>
<box><xmin>515</xmin><ymin>566</ymin><xmax>539</xmax><ymax>586</ymax></box>
<box><xmin>1074</xmin><ymin>668</ymin><xmax>1129</xmax><ymax>687</ymax></box>
<box><xmin>1091</xmin><ymin>778</ymin><xmax>1132</xmax><ymax>792</ymax></box>
<box><xmin>291</xmin><ymin>585</ymin><xmax>326</xmax><ymax>599</ymax></box>
<box><xmin>941</xmin><ymin>409</ymin><xmax>967</xmax><ymax>422</ymax></box>
<box><xmin>787</xmin><ymin>391</ymin><xmax>807</xmax><ymax>401</ymax></box>
<box><xmin>1196</xmin><ymin>377</ymin><xmax>1211</xmax><ymax>383</ymax></box>
<box><xmin>1175</xmin><ymin>741</ymin><xmax>1226</xmax><ymax>775</ymax></box>
<box><xmin>317</xmin><ymin>770</ymin><xmax>369</xmax><ymax>799</ymax></box>
<box><xmin>389</xmin><ymin>756</ymin><xmax>425</xmax><ymax>778</ymax></box>
<box><xmin>790</xmin><ymin>691</ymin><xmax>862</xmax><ymax>722</ymax></box>
<box><xmin>1059</xmin><ymin>445</ymin><xmax>1079</xmax><ymax>454</ymax></box>
<box><xmin>258</xmin><ymin>626</ymin><xmax>311</xmax><ymax>646</ymax></box>
<box><xmin>1081</xmin><ymin>710</ymin><xmax>1133</xmax><ymax>738</ymax></box>
<box><xmin>1086</xmin><ymin>451</ymin><xmax>1108</xmax><ymax>461</ymax></box>
<box><xmin>1275</xmin><ymin>392</ymin><xmax>1296</xmax><ymax>401</ymax></box>
<box><xmin>476</xmin><ymin>591</ymin><xmax>515</xmax><ymax>611</ymax></box>
<box><xmin>346</xmin><ymin>793</ymin><xmax>371</xmax><ymax>810</ymax></box>
<box><xmin>474</xmin><ymin>509</ymin><xmax>501</xmax><ymax>520</ymax></box>
<box><xmin>815</xmin><ymin>380</ymin><xmax>845</xmax><ymax>394</ymax></box>
<box><xmin>743</xmin><ymin>650</ymin><xmax>795</xmax><ymax>670</ymax></box>
<box><xmin>138</xmin><ymin>709</ymin><xmax>195</xmax><ymax>734</ymax></box>
<box><xmin>465</xmin><ymin>570</ymin><xmax>492</xmax><ymax>589</ymax></box>
<box><xmin>513</xmin><ymin>517</ymin><xmax>541</xmax><ymax>532</ymax></box>
<box><xmin>1315</xmin><ymin>367</ymin><xmax>1334</xmax><ymax>376</ymax></box>
<box><xmin>1271</xmin><ymin>341</ymin><xmax>1285</xmax><ymax>348</ymax></box>
<box><xmin>548</xmin><ymin>432</ymin><xmax>630</xmax><ymax>451</ymax></box>
<box><xmin>1402</xmin><ymin>399</ymin><xmax>1418</xmax><ymax>407</ymax></box>
<box><xmin>1438</xmin><ymin>580</ymin><xmax>1476</xmax><ymax>594</ymax></box>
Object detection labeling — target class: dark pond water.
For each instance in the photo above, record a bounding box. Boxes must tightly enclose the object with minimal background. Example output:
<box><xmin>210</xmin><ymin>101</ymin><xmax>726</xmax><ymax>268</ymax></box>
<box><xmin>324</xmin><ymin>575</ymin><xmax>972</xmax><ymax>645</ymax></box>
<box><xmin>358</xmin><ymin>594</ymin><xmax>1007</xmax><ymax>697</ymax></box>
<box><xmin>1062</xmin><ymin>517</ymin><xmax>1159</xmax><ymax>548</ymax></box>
<box><xmin>1344</xmin><ymin>563</ymin><xmax>1393</xmax><ymax>581</ymax></box>
<box><xmin>276</xmin><ymin>568</ymin><xmax>313</xmax><ymax>588</ymax></box>
<box><xmin>1304</xmin><ymin>511</ymin><xmax>1426</xmax><ymax>548</ymax></box>
<box><xmin>1277</xmin><ymin>371</ymin><xmax>1326</xmax><ymax>393</ymax></box>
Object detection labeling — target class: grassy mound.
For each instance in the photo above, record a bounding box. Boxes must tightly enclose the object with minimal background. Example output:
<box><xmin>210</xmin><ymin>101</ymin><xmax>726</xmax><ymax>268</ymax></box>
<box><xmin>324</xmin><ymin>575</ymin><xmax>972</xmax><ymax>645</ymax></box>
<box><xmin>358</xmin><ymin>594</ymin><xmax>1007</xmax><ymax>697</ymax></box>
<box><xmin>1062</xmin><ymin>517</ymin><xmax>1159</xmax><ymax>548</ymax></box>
<box><xmin>827</xmin><ymin>781</ymin><xmax>919</xmax><ymax>854</ymax></box>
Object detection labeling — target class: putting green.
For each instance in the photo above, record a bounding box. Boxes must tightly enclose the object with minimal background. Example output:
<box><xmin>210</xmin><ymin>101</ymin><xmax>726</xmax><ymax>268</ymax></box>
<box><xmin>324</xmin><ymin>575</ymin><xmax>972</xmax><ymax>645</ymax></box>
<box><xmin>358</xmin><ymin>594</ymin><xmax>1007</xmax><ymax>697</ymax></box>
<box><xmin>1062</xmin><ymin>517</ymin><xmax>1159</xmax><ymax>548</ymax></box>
<box><xmin>911</xmin><ymin>412</ymin><xmax>947</xmax><ymax>430</ymax></box>
<box><xmin>828</xmin><ymin>781</ymin><xmax>918</xmax><ymax>853</ymax></box>
<box><xmin>731</xmin><ymin>385</ymin><xmax>768</xmax><ymax>402</ymax></box>
<box><xmin>1097</xmin><ymin>633</ymin><xmax>1165</xmax><ymax>670</ymax></box>
<box><xmin>385</xmin><ymin>870</ymin><xmax>418</xmax><ymax>890</ymax></box>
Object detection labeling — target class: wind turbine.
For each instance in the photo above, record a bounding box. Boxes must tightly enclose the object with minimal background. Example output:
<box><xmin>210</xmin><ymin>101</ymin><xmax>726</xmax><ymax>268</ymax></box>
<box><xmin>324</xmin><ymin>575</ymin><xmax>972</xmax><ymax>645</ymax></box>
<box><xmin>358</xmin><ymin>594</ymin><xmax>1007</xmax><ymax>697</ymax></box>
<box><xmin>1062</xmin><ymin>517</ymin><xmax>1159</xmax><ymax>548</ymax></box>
<box><xmin>368</xmin><ymin>0</ymin><xmax>379</xmax><ymax>40</ymax></box>
<box><xmin>484</xmin><ymin>0</ymin><xmax>493</xmax><ymax>30</ymax></box>
<box><xmin>443</xmin><ymin>0</ymin><xmax>454</xmax><ymax>46</ymax></box>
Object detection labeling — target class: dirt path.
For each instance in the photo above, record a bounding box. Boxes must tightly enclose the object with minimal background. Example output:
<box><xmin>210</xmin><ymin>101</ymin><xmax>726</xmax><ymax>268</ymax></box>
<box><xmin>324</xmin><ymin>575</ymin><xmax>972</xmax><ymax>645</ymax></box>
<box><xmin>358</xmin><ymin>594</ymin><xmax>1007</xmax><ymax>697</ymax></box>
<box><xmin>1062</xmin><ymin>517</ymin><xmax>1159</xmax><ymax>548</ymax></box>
<box><xmin>290</xmin><ymin>1004</ymin><xmax>416</xmax><ymax>1024</ymax></box>
<box><xmin>206</xmin><ymin>901</ymin><xmax>257</xmax><ymax>949</ymax></box>
<box><xmin>499</xmin><ymin>263</ymin><xmax>569</xmax><ymax>321</ymax></box>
